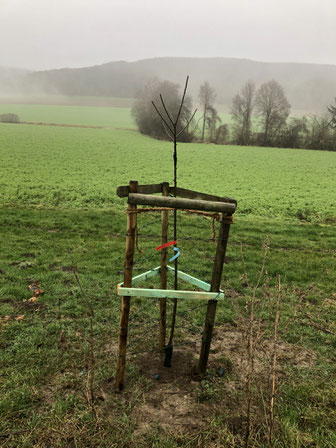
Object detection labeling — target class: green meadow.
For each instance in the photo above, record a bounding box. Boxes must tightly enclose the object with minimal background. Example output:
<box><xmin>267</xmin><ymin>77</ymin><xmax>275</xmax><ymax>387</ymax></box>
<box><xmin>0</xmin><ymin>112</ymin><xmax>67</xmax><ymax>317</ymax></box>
<box><xmin>0</xmin><ymin>103</ymin><xmax>134</xmax><ymax>128</ymax></box>
<box><xmin>0</xmin><ymin>103</ymin><xmax>336</xmax><ymax>447</ymax></box>
<box><xmin>1</xmin><ymin>122</ymin><xmax>335</xmax><ymax>221</ymax></box>
<box><xmin>0</xmin><ymin>101</ymin><xmax>233</xmax><ymax>128</ymax></box>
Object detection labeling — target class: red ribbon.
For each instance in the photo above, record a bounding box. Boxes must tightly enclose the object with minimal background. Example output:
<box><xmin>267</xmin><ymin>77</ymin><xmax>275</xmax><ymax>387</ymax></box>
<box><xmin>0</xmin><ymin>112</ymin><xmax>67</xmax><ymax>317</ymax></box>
<box><xmin>156</xmin><ymin>240</ymin><xmax>177</xmax><ymax>251</ymax></box>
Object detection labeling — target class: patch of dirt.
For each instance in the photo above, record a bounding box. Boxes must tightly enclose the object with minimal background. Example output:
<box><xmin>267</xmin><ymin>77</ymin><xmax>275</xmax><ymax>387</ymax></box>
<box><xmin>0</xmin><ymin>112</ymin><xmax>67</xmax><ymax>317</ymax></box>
<box><xmin>21</xmin><ymin>252</ymin><xmax>36</xmax><ymax>258</ymax></box>
<box><xmin>20</xmin><ymin>299</ymin><xmax>47</xmax><ymax>312</ymax></box>
<box><xmin>324</xmin><ymin>295</ymin><xmax>336</xmax><ymax>308</ymax></box>
<box><xmin>60</xmin><ymin>266</ymin><xmax>77</xmax><ymax>272</ymax></box>
<box><xmin>0</xmin><ymin>297</ymin><xmax>15</xmax><ymax>304</ymax></box>
<box><xmin>127</xmin><ymin>325</ymin><xmax>316</xmax><ymax>439</ymax></box>
<box><xmin>49</xmin><ymin>263</ymin><xmax>59</xmax><ymax>271</ymax></box>
<box><xmin>132</xmin><ymin>347</ymin><xmax>212</xmax><ymax>437</ymax></box>
<box><xmin>212</xmin><ymin>329</ymin><xmax>316</xmax><ymax>373</ymax></box>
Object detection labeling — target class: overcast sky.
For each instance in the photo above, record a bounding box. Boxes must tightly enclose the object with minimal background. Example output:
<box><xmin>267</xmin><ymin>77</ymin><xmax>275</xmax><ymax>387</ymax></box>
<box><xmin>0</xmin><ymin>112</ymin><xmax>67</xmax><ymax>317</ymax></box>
<box><xmin>1</xmin><ymin>0</ymin><xmax>335</xmax><ymax>70</ymax></box>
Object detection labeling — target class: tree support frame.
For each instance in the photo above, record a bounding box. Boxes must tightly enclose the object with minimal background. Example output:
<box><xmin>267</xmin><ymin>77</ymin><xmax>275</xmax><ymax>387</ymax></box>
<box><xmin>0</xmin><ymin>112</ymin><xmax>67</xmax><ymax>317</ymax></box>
<box><xmin>115</xmin><ymin>181</ymin><xmax>236</xmax><ymax>391</ymax></box>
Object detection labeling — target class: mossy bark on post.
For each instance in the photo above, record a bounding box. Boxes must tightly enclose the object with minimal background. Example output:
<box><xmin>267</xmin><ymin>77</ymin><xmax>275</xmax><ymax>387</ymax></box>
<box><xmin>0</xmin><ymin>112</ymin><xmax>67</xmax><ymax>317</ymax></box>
<box><xmin>115</xmin><ymin>180</ymin><xmax>138</xmax><ymax>392</ymax></box>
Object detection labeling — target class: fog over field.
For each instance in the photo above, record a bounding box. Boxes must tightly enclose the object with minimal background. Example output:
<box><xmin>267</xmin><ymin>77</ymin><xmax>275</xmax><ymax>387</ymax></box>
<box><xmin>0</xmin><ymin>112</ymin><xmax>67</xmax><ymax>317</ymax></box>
<box><xmin>2</xmin><ymin>57</ymin><xmax>336</xmax><ymax>112</ymax></box>
<box><xmin>1</xmin><ymin>0</ymin><xmax>336</xmax><ymax>111</ymax></box>
<box><xmin>1</xmin><ymin>0</ymin><xmax>336</xmax><ymax>69</ymax></box>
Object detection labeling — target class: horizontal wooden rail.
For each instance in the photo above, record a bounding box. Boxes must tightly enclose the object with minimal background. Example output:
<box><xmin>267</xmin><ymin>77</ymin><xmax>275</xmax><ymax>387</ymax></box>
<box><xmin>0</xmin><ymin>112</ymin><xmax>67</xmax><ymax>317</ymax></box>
<box><xmin>117</xmin><ymin>183</ymin><xmax>237</xmax><ymax>206</ymax></box>
<box><xmin>117</xmin><ymin>183</ymin><xmax>162</xmax><ymax>198</ymax></box>
<box><xmin>117</xmin><ymin>286</ymin><xmax>224</xmax><ymax>301</ymax></box>
<box><xmin>169</xmin><ymin>186</ymin><xmax>237</xmax><ymax>205</ymax></box>
<box><xmin>117</xmin><ymin>265</ymin><xmax>216</xmax><ymax>292</ymax></box>
<box><xmin>128</xmin><ymin>194</ymin><xmax>236</xmax><ymax>214</ymax></box>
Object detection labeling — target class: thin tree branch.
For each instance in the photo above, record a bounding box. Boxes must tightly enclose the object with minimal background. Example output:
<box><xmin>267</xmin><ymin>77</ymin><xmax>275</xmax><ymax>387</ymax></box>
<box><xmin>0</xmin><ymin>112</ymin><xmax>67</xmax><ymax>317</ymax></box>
<box><xmin>160</xmin><ymin>94</ymin><xmax>175</xmax><ymax>128</ymax></box>
<box><xmin>151</xmin><ymin>101</ymin><xmax>174</xmax><ymax>134</ymax></box>
<box><xmin>176</xmin><ymin>108</ymin><xmax>197</xmax><ymax>137</ymax></box>
<box><xmin>175</xmin><ymin>75</ymin><xmax>189</xmax><ymax>125</ymax></box>
<box><xmin>162</xmin><ymin>121</ymin><xmax>174</xmax><ymax>141</ymax></box>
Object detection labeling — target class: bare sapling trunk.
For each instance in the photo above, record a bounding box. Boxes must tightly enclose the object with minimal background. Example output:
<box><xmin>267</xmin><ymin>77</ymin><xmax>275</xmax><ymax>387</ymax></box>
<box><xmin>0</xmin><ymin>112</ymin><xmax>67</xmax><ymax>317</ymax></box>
<box><xmin>152</xmin><ymin>77</ymin><xmax>197</xmax><ymax>359</ymax></box>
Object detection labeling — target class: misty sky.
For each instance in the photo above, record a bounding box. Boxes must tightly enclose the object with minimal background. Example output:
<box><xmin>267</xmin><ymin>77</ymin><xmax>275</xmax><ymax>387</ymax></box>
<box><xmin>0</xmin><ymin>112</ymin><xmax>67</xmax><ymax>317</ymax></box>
<box><xmin>1</xmin><ymin>0</ymin><xmax>335</xmax><ymax>70</ymax></box>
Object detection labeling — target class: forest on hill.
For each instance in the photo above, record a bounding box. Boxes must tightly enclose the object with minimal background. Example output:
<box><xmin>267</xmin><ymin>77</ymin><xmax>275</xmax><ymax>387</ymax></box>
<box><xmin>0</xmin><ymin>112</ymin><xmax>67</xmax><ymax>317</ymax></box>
<box><xmin>1</xmin><ymin>57</ymin><xmax>336</xmax><ymax>112</ymax></box>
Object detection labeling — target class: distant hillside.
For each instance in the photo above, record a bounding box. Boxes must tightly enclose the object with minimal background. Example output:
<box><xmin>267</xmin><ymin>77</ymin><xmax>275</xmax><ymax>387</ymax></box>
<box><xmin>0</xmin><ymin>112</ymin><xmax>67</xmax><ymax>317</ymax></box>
<box><xmin>2</xmin><ymin>58</ymin><xmax>336</xmax><ymax>112</ymax></box>
<box><xmin>0</xmin><ymin>67</ymin><xmax>31</xmax><ymax>96</ymax></box>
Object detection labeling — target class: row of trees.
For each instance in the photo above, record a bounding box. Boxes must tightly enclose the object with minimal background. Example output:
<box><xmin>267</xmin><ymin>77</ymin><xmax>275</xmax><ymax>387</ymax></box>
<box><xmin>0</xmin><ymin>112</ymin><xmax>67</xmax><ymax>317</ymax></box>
<box><xmin>132</xmin><ymin>79</ymin><xmax>336</xmax><ymax>151</ymax></box>
<box><xmin>231</xmin><ymin>80</ymin><xmax>290</xmax><ymax>147</ymax></box>
<box><xmin>200</xmin><ymin>79</ymin><xmax>336</xmax><ymax>151</ymax></box>
<box><xmin>230</xmin><ymin>81</ymin><xmax>336</xmax><ymax>151</ymax></box>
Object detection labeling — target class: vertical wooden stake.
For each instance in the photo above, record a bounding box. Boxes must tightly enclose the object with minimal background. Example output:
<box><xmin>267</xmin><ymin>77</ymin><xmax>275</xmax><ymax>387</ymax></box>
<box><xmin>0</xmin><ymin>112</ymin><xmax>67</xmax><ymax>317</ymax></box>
<box><xmin>159</xmin><ymin>182</ymin><xmax>169</xmax><ymax>349</ymax></box>
<box><xmin>115</xmin><ymin>180</ymin><xmax>138</xmax><ymax>392</ymax></box>
<box><xmin>198</xmin><ymin>214</ymin><xmax>232</xmax><ymax>373</ymax></box>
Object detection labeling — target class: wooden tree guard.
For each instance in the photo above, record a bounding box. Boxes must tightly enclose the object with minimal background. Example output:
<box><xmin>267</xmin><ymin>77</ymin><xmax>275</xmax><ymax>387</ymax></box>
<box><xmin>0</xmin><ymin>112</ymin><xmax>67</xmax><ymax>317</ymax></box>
<box><xmin>115</xmin><ymin>181</ymin><xmax>236</xmax><ymax>391</ymax></box>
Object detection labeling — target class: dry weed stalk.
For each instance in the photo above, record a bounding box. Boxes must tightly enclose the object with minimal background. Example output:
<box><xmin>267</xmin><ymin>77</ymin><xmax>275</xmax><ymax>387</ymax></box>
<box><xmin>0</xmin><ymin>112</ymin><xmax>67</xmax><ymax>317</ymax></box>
<box><xmin>241</xmin><ymin>238</ymin><xmax>270</xmax><ymax>448</ymax></box>
<box><xmin>73</xmin><ymin>271</ymin><xmax>97</xmax><ymax>420</ymax></box>
<box><xmin>269</xmin><ymin>275</ymin><xmax>281</xmax><ymax>446</ymax></box>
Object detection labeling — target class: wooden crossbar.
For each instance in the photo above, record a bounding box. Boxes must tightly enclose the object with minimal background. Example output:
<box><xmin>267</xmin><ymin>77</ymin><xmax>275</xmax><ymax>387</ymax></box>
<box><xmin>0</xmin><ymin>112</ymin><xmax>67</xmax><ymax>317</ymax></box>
<box><xmin>117</xmin><ymin>183</ymin><xmax>162</xmax><ymax>198</ymax></box>
<box><xmin>128</xmin><ymin>193</ymin><xmax>236</xmax><ymax>214</ymax></box>
<box><xmin>117</xmin><ymin>265</ymin><xmax>219</xmax><ymax>291</ymax></box>
<box><xmin>166</xmin><ymin>266</ymin><xmax>211</xmax><ymax>291</ymax></box>
<box><xmin>116</xmin><ymin>183</ymin><xmax>237</xmax><ymax>206</ymax></box>
<box><xmin>117</xmin><ymin>287</ymin><xmax>224</xmax><ymax>301</ymax></box>
<box><xmin>129</xmin><ymin>266</ymin><xmax>161</xmax><ymax>285</ymax></box>
<box><xmin>117</xmin><ymin>265</ymin><xmax>225</xmax><ymax>301</ymax></box>
<box><xmin>170</xmin><ymin>186</ymin><xmax>237</xmax><ymax>205</ymax></box>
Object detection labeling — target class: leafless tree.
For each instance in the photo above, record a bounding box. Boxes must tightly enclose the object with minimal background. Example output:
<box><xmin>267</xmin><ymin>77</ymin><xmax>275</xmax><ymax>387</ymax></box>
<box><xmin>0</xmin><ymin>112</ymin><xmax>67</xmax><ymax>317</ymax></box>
<box><xmin>306</xmin><ymin>115</ymin><xmax>333</xmax><ymax>150</ymax></box>
<box><xmin>255</xmin><ymin>80</ymin><xmax>290</xmax><ymax>146</ymax></box>
<box><xmin>279</xmin><ymin>116</ymin><xmax>308</xmax><ymax>148</ymax></box>
<box><xmin>132</xmin><ymin>79</ymin><xmax>194</xmax><ymax>142</ymax></box>
<box><xmin>205</xmin><ymin>105</ymin><xmax>220</xmax><ymax>142</ymax></box>
<box><xmin>327</xmin><ymin>97</ymin><xmax>336</xmax><ymax>130</ymax></box>
<box><xmin>199</xmin><ymin>81</ymin><xmax>216</xmax><ymax>142</ymax></box>
<box><xmin>231</xmin><ymin>80</ymin><xmax>255</xmax><ymax>145</ymax></box>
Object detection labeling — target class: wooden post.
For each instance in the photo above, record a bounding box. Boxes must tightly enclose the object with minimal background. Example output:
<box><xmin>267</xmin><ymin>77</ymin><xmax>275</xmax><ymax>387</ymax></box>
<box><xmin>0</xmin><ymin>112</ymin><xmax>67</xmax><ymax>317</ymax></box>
<box><xmin>159</xmin><ymin>182</ymin><xmax>169</xmax><ymax>349</ymax></box>
<box><xmin>115</xmin><ymin>180</ymin><xmax>138</xmax><ymax>392</ymax></box>
<box><xmin>198</xmin><ymin>214</ymin><xmax>232</xmax><ymax>373</ymax></box>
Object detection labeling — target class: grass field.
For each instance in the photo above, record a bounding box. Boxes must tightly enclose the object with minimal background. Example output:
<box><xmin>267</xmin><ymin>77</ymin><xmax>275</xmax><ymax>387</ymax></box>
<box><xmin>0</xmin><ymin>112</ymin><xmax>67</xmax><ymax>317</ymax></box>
<box><xmin>0</xmin><ymin>104</ymin><xmax>336</xmax><ymax>447</ymax></box>
<box><xmin>0</xmin><ymin>103</ymin><xmax>134</xmax><ymax>128</ymax></box>
<box><xmin>0</xmin><ymin>101</ymin><xmax>233</xmax><ymax>129</ymax></box>
<box><xmin>0</xmin><ymin>122</ymin><xmax>335</xmax><ymax>221</ymax></box>
<box><xmin>0</xmin><ymin>96</ymin><xmax>135</xmax><ymax>108</ymax></box>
